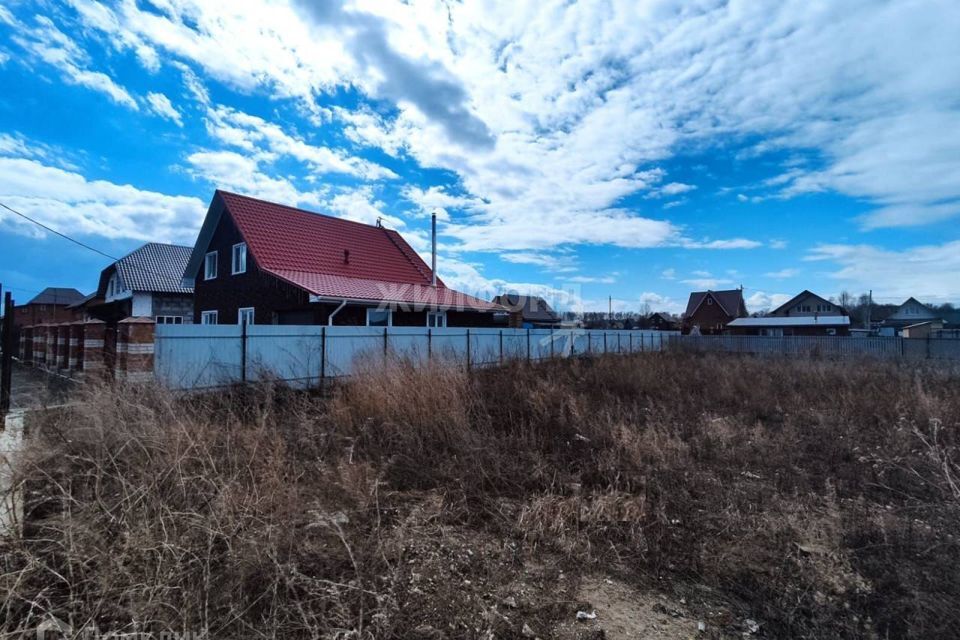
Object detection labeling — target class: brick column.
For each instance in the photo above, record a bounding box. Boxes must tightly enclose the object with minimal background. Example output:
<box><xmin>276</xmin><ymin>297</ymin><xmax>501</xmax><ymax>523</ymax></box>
<box><xmin>82</xmin><ymin>320</ymin><xmax>107</xmax><ymax>378</ymax></box>
<box><xmin>69</xmin><ymin>322</ymin><xmax>85</xmax><ymax>372</ymax></box>
<box><xmin>34</xmin><ymin>325</ymin><xmax>46</xmax><ymax>366</ymax></box>
<box><xmin>45</xmin><ymin>325</ymin><xmax>57</xmax><ymax>369</ymax></box>
<box><xmin>22</xmin><ymin>326</ymin><xmax>34</xmax><ymax>365</ymax></box>
<box><xmin>57</xmin><ymin>324</ymin><xmax>70</xmax><ymax>371</ymax></box>
<box><xmin>117</xmin><ymin>317</ymin><xmax>155</xmax><ymax>383</ymax></box>
<box><xmin>19</xmin><ymin>328</ymin><xmax>28</xmax><ymax>361</ymax></box>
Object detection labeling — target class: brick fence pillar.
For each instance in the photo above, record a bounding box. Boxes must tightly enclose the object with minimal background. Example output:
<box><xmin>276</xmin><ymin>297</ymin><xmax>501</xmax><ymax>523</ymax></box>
<box><xmin>118</xmin><ymin>317</ymin><xmax>155</xmax><ymax>383</ymax></box>
<box><xmin>82</xmin><ymin>320</ymin><xmax>107</xmax><ymax>378</ymax></box>
<box><xmin>19</xmin><ymin>327</ymin><xmax>29</xmax><ymax>362</ymax></box>
<box><xmin>57</xmin><ymin>324</ymin><xmax>70</xmax><ymax>371</ymax></box>
<box><xmin>69</xmin><ymin>322</ymin><xmax>85</xmax><ymax>372</ymax></box>
<box><xmin>45</xmin><ymin>325</ymin><xmax>57</xmax><ymax>369</ymax></box>
<box><xmin>34</xmin><ymin>325</ymin><xmax>46</xmax><ymax>365</ymax></box>
<box><xmin>22</xmin><ymin>326</ymin><xmax>34</xmax><ymax>364</ymax></box>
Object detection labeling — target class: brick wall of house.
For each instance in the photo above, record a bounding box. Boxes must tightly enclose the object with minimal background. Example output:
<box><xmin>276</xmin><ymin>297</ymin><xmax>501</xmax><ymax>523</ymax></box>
<box><xmin>13</xmin><ymin>304</ymin><xmax>81</xmax><ymax>328</ymax></box>
<box><xmin>686</xmin><ymin>295</ymin><xmax>737</xmax><ymax>335</ymax></box>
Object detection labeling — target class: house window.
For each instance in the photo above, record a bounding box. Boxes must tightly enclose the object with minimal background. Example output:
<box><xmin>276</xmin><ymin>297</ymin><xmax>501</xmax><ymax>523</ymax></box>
<box><xmin>706</xmin><ymin>298</ymin><xmax>713</xmax><ymax>305</ymax></box>
<box><xmin>238</xmin><ymin>307</ymin><xmax>255</xmax><ymax>326</ymax></box>
<box><xmin>232</xmin><ymin>243</ymin><xmax>247</xmax><ymax>275</ymax></box>
<box><xmin>204</xmin><ymin>251</ymin><xmax>218</xmax><ymax>280</ymax></box>
<box><xmin>201</xmin><ymin>310</ymin><xmax>218</xmax><ymax>325</ymax></box>
<box><xmin>155</xmin><ymin>316</ymin><xmax>184</xmax><ymax>325</ymax></box>
<box><xmin>366</xmin><ymin>308</ymin><xmax>392</xmax><ymax>327</ymax></box>
<box><xmin>427</xmin><ymin>311</ymin><xmax>446</xmax><ymax>328</ymax></box>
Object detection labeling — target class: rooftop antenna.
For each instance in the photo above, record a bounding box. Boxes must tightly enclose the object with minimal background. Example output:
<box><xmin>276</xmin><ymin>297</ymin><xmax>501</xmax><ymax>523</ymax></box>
<box><xmin>376</xmin><ymin>216</ymin><xmax>383</xmax><ymax>228</ymax></box>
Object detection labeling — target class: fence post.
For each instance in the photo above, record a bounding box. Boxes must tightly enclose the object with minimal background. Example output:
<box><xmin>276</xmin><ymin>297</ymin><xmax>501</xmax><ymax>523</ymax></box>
<box><xmin>550</xmin><ymin>329</ymin><xmax>554</xmax><ymax>359</ymax></box>
<box><xmin>466</xmin><ymin>328</ymin><xmax>471</xmax><ymax>370</ymax></box>
<box><xmin>240</xmin><ymin>318</ymin><xmax>247</xmax><ymax>383</ymax></box>
<box><xmin>383</xmin><ymin>326</ymin><xmax>388</xmax><ymax>359</ymax></box>
<box><xmin>427</xmin><ymin>328</ymin><xmax>432</xmax><ymax>362</ymax></box>
<box><xmin>603</xmin><ymin>331</ymin><xmax>607</xmax><ymax>354</ymax></box>
<box><xmin>499</xmin><ymin>329</ymin><xmax>503</xmax><ymax>365</ymax></box>
<box><xmin>320</xmin><ymin>326</ymin><xmax>326</xmax><ymax>388</ymax></box>
<box><xmin>629</xmin><ymin>332</ymin><xmax>633</xmax><ymax>353</ymax></box>
<box><xmin>527</xmin><ymin>328</ymin><xmax>531</xmax><ymax>362</ymax></box>
<box><xmin>617</xmin><ymin>332</ymin><xmax>622</xmax><ymax>354</ymax></box>
<box><xmin>1</xmin><ymin>291</ymin><xmax>14</xmax><ymax>418</ymax></box>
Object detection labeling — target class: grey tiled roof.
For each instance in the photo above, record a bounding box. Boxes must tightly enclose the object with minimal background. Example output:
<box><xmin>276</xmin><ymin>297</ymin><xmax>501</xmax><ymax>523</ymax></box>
<box><xmin>492</xmin><ymin>294</ymin><xmax>561</xmax><ymax>323</ymax></box>
<box><xmin>26</xmin><ymin>287</ymin><xmax>86</xmax><ymax>306</ymax></box>
<box><xmin>115</xmin><ymin>243</ymin><xmax>194</xmax><ymax>294</ymax></box>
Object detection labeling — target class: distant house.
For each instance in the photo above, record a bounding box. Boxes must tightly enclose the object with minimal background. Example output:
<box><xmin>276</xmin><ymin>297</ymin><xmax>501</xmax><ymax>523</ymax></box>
<box><xmin>13</xmin><ymin>287</ymin><xmax>86</xmax><ymax>327</ymax></box>
<box><xmin>882</xmin><ymin>298</ymin><xmax>943</xmax><ymax>335</ymax></box>
<box><xmin>646</xmin><ymin>312</ymin><xmax>679</xmax><ymax>331</ymax></box>
<box><xmin>726</xmin><ymin>289</ymin><xmax>851</xmax><ymax>336</ymax></box>
<box><xmin>87</xmin><ymin>243</ymin><xmax>195</xmax><ymax>324</ymax></box>
<box><xmin>682</xmin><ymin>289</ymin><xmax>748</xmax><ymax>335</ymax></box>
<box><xmin>182</xmin><ymin>191</ymin><xmax>503</xmax><ymax>326</ymax></box>
<box><xmin>769</xmin><ymin>290</ymin><xmax>846</xmax><ymax>318</ymax></box>
<box><xmin>492</xmin><ymin>294</ymin><xmax>561</xmax><ymax>328</ymax></box>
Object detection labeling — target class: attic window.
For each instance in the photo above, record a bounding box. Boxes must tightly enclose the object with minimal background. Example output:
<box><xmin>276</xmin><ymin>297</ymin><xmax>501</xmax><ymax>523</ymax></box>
<box><xmin>232</xmin><ymin>243</ymin><xmax>247</xmax><ymax>275</ymax></box>
<box><xmin>204</xmin><ymin>251</ymin><xmax>218</xmax><ymax>280</ymax></box>
<box><xmin>706</xmin><ymin>297</ymin><xmax>713</xmax><ymax>305</ymax></box>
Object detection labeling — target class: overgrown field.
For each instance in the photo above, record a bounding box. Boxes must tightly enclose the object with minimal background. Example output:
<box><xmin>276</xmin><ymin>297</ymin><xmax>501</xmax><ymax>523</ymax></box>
<box><xmin>2</xmin><ymin>353</ymin><xmax>959</xmax><ymax>638</ymax></box>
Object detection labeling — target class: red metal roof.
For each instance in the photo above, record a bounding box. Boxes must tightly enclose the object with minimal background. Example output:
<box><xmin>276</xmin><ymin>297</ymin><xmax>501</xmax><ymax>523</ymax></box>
<box><xmin>218</xmin><ymin>191</ymin><xmax>501</xmax><ymax>312</ymax></box>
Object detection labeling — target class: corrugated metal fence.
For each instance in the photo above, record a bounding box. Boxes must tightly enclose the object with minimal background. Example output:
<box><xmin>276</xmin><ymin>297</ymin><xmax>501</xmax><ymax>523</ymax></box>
<box><xmin>155</xmin><ymin>326</ymin><xmax>675</xmax><ymax>390</ymax></box>
<box><xmin>668</xmin><ymin>334</ymin><xmax>960</xmax><ymax>360</ymax></box>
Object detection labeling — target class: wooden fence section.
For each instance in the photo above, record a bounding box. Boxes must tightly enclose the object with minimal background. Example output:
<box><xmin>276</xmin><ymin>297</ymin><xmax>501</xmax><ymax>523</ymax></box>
<box><xmin>668</xmin><ymin>334</ymin><xmax>960</xmax><ymax>360</ymax></box>
<box><xmin>154</xmin><ymin>326</ymin><xmax>676</xmax><ymax>390</ymax></box>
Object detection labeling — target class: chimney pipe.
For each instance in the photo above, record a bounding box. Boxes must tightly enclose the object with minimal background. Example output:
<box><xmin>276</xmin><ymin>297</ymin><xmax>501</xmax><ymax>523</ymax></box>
<box><xmin>431</xmin><ymin>209</ymin><xmax>437</xmax><ymax>287</ymax></box>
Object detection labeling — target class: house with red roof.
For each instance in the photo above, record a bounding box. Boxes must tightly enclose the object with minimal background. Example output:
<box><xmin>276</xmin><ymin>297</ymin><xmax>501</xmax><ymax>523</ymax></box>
<box><xmin>681</xmin><ymin>288</ymin><xmax>748</xmax><ymax>335</ymax></box>
<box><xmin>181</xmin><ymin>191</ymin><xmax>504</xmax><ymax>327</ymax></box>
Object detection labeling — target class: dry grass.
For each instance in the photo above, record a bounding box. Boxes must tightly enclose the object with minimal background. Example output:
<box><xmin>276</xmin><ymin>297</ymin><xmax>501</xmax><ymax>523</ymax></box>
<box><xmin>2</xmin><ymin>352</ymin><xmax>959</xmax><ymax>638</ymax></box>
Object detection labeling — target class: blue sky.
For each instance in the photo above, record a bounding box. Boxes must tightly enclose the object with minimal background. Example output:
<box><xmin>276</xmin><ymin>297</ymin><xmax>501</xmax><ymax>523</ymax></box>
<box><xmin>1</xmin><ymin>0</ymin><xmax>959</xmax><ymax>314</ymax></box>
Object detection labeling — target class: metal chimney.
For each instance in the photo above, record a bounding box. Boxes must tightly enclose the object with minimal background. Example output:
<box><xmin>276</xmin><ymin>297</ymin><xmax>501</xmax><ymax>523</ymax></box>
<box><xmin>431</xmin><ymin>209</ymin><xmax>437</xmax><ymax>287</ymax></box>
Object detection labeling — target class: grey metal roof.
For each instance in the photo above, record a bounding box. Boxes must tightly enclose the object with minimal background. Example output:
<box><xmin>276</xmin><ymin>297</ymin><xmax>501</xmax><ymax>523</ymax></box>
<box><xmin>110</xmin><ymin>243</ymin><xmax>194</xmax><ymax>294</ymax></box>
<box><xmin>26</xmin><ymin>287</ymin><xmax>86</xmax><ymax>306</ymax></box>
<box><xmin>728</xmin><ymin>316</ymin><xmax>851</xmax><ymax>327</ymax></box>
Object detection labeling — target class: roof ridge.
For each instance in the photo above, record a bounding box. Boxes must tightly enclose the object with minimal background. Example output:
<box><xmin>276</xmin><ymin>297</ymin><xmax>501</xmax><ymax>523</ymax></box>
<box><xmin>380</xmin><ymin>227</ymin><xmax>433</xmax><ymax>285</ymax></box>
<box><xmin>218</xmin><ymin>189</ymin><xmax>390</xmax><ymax>231</ymax></box>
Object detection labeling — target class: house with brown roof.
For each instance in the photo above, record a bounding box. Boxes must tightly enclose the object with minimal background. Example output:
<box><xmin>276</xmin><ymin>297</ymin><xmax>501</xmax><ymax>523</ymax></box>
<box><xmin>726</xmin><ymin>290</ymin><xmax>850</xmax><ymax>336</ymax></box>
<box><xmin>12</xmin><ymin>287</ymin><xmax>86</xmax><ymax>327</ymax></box>
<box><xmin>682</xmin><ymin>288</ymin><xmax>748</xmax><ymax>335</ymax></box>
<box><xmin>181</xmin><ymin>191</ymin><xmax>503</xmax><ymax>327</ymax></box>
<box><xmin>491</xmin><ymin>294</ymin><xmax>561</xmax><ymax>328</ymax></box>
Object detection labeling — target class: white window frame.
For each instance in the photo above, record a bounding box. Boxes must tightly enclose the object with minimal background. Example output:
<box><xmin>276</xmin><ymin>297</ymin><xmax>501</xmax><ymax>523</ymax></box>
<box><xmin>204</xmin><ymin>251</ymin><xmax>218</xmax><ymax>280</ymax></box>
<box><xmin>231</xmin><ymin>242</ymin><xmax>247</xmax><ymax>275</ymax></box>
<box><xmin>155</xmin><ymin>316</ymin><xmax>184</xmax><ymax>325</ymax></box>
<box><xmin>366</xmin><ymin>308</ymin><xmax>393</xmax><ymax>327</ymax></box>
<box><xmin>426</xmin><ymin>311</ymin><xmax>447</xmax><ymax>328</ymax></box>
<box><xmin>238</xmin><ymin>307</ymin><xmax>255</xmax><ymax>326</ymax></box>
<box><xmin>201</xmin><ymin>310</ymin><xmax>218</xmax><ymax>325</ymax></box>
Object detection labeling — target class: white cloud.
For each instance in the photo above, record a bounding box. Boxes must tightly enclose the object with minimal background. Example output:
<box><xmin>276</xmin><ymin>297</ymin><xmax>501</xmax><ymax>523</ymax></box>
<box><xmin>661</xmin><ymin>268</ymin><xmax>676</xmax><ymax>280</ymax></box>
<box><xmin>746</xmin><ymin>291</ymin><xmax>794</xmax><ymax>313</ymax></box>
<box><xmin>0</xmin><ymin>156</ymin><xmax>204</xmax><ymax>244</ymax></box>
<box><xmin>568</xmin><ymin>275</ymin><xmax>616</xmax><ymax>284</ymax></box>
<box><xmin>499</xmin><ymin>252</ymin><xmax>577</xmax><ymax>273</ymax></box>
<box><xmin>205</xmin><ymin>106</ymin><xmax>397</xmax><ymax>180</ymax></box>
<box><xmin>806</xmin><ymin>241</ymin><xmax>960</xmax><ymax>302</ymax></box>
<box><xmin>764</xmin><ymin>268</ymin><xmax>799</xmax><ymax>279</ymax></box>
<box><xmin>146</xmin><ymin>92</ymin><xmax>183</xmax><ymax>126</ymax></box>
<box><xmin>638</xmin><ymin>291</ymin><xmax>683</xmax><ymax>314</ymax></box>
<box><xmin>680</xmin><ymin>277</ymin><xmax>735</xmax><ymax>290</ymax></box>
<box><xmin>681</xmin><ymin>238</ymin><xmax>764</xmax><ymax>250</ymax></box>
<box><xmin>13</xmin><ymin>15</ymin><xmax>138</xmax><ymax>110</ymax></box>
<box><xmin>185</xmin><ymin>150</ymin><xmax>324</xmax><ymax>208</ymax></box>
<box><xmin>325</xmin><ymin>186</ymin><xmax>405</xmax><ymax>228</ymax></box>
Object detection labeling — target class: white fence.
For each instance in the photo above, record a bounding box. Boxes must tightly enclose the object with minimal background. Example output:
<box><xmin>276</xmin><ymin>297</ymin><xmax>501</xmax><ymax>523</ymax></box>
<box><xmin>154</xmin><ymin>326</ymin><xmax>675</xmax><ymax>390</ymax></box>
<box><xmin>668</xmin><ymin>334</ymin><xmax>960</xmax><ymax>360</ymax></box>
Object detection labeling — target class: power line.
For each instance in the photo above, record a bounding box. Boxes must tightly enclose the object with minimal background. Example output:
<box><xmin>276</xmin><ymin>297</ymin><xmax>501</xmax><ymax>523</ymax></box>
<box><xmin>0</xmin><ymin>201</ymin><xmax>119</xmax><ymax>262</ymax></box>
